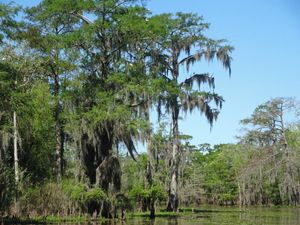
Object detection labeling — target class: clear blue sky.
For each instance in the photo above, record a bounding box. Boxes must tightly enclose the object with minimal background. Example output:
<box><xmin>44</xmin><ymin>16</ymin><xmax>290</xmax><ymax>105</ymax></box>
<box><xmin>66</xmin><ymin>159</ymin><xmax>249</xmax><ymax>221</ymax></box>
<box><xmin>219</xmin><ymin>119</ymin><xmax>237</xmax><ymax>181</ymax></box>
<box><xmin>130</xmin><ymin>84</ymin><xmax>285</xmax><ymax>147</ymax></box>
<box><xmin>148</xmin><ymin>0</ymin><xmax>300</xmax><ymax>146</ymax></box>
<box><xmin>4</xmin><ymin>0</ymin><xmax>300</xmax><ymax>147</ymax></box>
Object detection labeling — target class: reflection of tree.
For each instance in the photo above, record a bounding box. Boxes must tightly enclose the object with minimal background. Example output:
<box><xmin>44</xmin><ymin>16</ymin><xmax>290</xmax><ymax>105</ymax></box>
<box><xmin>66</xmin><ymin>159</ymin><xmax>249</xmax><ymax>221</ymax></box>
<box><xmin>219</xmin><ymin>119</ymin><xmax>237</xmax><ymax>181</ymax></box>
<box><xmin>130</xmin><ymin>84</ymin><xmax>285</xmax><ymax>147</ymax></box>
<box><xmin>126</xmin><ymin>217</ymin><xmax>179</xmax><ymax>225</ymax></box>
<box><xmin>149</xmin><ymin>218</ymin><xmax>155</xmax><ymax>225</ymax></box>
<box><xmin>167</xmin><ymin>218</ymin><xmax>178</xmax><ymax>225</ymax></box>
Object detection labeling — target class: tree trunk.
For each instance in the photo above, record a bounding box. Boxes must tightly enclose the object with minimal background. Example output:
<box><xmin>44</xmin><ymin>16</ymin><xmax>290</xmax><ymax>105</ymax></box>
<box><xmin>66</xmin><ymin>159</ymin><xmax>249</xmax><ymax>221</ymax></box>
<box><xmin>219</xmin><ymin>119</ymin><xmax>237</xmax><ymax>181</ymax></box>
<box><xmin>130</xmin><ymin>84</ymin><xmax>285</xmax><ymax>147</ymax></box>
<box><xmin>145</xmin><ymin>105</ymin><xmax>155</xmax><ymax>218</ymax></box>
<box><xmin>147</xmin><ymin>157</ymin><xmax>156</xmax><ymax>218</ymax></box>
<box><xmin>259</xmin><ymin>165</ymin><xmax>263</xmax><ymax>205</ymax></box>
<box><xmin>167</xmin><ymin>105</ymin><xmax>180</xmax><ymax>212</ymax></box>
<box><xmin>55</xmin><ymin>118</ymin><xmax>63</xmax><ymax>181</ymax></box>
<box><xmin>237</xmin><ymin>181</ymin><xmax>242</xmax><ymax>207</ymax></box>
<box><xmin>13</xmin><ymin>111</ymin><xmax>20</xmax><ymax>217</ymax></box>
<box><xmin>149</xmin><ymin>199</ymin><xmax>155</xmax><ymax>219</ymax></box>
<box><xmin>146</xmin><ymin>149</ymin><xmax>156</xmax><ymax>218</ymax></box>
<box><xmin>54</xmin><ymin>75</ymin><xmax>63</xmax><ymax>181</ymax></box>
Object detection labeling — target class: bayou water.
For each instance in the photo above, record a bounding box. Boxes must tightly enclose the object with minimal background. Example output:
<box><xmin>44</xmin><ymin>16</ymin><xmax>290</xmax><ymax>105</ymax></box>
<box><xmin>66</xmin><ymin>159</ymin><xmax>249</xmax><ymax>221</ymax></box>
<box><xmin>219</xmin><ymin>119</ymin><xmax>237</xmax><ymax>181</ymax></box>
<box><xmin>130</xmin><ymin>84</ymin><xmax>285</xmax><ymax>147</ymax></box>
<box><xmin>7</xmin><ymin>206</ymin><xmax>300</xmax><ymax>225</ymax></box>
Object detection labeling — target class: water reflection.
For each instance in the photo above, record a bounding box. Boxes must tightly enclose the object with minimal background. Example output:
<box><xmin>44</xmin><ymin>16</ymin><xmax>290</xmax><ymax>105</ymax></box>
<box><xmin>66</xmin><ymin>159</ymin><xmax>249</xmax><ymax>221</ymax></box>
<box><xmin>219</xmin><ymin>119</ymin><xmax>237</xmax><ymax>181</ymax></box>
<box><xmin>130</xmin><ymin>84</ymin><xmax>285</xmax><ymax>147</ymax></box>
<box><xmin>167</xmin><ymin>218</ymin><xmax>178</xmax><ymax>225</ymax></box>
<box><xmin>4</xmin><ymin>207</ymin><xmax>300</xmax><ymax>225</ymax></box>
<box><xmin>74</xmin><ymin>218</ymin><xmax>179</xmax><ymax>225</ymax></box>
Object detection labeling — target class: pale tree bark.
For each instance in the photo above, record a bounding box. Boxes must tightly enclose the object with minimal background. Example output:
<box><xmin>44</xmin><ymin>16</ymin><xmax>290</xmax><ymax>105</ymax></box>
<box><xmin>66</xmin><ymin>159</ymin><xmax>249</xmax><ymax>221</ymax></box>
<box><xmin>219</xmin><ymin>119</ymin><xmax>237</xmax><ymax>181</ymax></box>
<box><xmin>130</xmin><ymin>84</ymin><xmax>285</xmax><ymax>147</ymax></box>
<box><xmin>166</xmin><ymin>48</ymin><xmax>181</xmax><ymax>212</ymax></box>
<box><xmin>167</xmin><ymin>105</ymin><xmax>180</xmax><ymax>212</ymax></box>
<box><xmin>55</xmin><ymin>117</ymin><xmax>63</xmax><ymax>181</ymax></box>
<box><xmin>54</xmin><ymin>74</ymin><xmax>64</xmax><ymax>181</ymax></box>
<box><xmin>13</xmin><ymin>110</ymin><xmax>20</xmax><ymax>216</ymax></box>
<box><xmin>144</xmin><ymin>105</ymin><xmax>156</xmax><ymax>218</ymax></box>
<box><xmin>55</xmin><ymin>119</ymin><xmax>63</xmax><ymax>181</ymax></box>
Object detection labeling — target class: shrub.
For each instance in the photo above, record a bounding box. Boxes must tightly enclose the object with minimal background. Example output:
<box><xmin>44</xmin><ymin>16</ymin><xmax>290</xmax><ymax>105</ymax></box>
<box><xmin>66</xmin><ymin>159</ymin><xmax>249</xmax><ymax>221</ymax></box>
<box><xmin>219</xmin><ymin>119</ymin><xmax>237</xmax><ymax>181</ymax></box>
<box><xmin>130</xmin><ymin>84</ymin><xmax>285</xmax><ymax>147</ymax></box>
<box><xmin>0</xmin><ymin>164</ymin><xmax>15</xmax><ymax>214</ymax></box>
<box><xmin>85</xmin><ymin>187</ymin><xmax>106</xmax><ymax>204</ymax></box>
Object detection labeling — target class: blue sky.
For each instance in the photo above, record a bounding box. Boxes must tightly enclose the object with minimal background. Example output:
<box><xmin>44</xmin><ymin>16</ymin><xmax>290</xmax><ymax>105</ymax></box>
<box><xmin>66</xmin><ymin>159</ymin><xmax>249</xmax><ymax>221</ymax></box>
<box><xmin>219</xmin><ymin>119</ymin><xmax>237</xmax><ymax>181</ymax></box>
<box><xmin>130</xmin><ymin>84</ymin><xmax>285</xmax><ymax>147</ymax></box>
<box><xmin>148</xmin><ymin>0</ymin><xmax>300</xmax><ymax>146</ymax></box>
<box><xmin>4</xmin><ymin>0</ymin><xmax>300</xmax><ymax>147</ymax></box>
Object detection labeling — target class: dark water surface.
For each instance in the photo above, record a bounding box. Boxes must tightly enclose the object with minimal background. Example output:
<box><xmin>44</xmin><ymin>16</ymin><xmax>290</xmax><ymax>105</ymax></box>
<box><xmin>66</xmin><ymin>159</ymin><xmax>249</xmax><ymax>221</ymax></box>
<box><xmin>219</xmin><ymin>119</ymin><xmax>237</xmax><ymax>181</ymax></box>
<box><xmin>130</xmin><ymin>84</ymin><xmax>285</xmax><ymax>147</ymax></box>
<box><xmin>7</xmin><ymin>207</ymin><xmax>300</xmax><ymax>225</ymax></box>
<box><xmin>94</xmin><ymin>207</ymin><xmax>300</xmax><ymax>225</ymax></box>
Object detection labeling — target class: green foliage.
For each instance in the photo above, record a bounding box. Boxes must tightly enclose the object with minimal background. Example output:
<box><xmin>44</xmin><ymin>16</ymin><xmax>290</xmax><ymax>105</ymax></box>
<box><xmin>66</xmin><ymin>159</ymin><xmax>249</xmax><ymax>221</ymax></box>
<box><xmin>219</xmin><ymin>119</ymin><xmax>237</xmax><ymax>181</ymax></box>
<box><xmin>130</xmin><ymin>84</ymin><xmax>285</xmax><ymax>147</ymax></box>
<box><xmin>21</xmin><ymin>81</ymin><xmax>56</xmax><ymax>182</ymax></box>
<box><xmin>264</xmin><ymin>180</ymin><xmax>282</xmax><ymax>205</ymax></box>
<box><xmin>0</xmin><ymin>2</ymin><xmax>20</xmax><ymax>42</ymax></box>
<box><xmin>85</xmin><ymin>187</ymin><xmax>106</xmax><ymax>203</ymax></box>
<box><xmin>129</xmin><ymin>184</ymin><xmax>149</xmax><ymax>201</ymax></box>
<box><xmin>201</xmin><ymin>144</ymin><xmax>238</xmax><ymax>205</ymax></box>
<box><xmin>148</xmin><ymin>184</ymin><xmax>166</xmax><ymax>202</ymax></box>
<box><xmin>20</xmin><ymin>180</ymin><xmax>108</xmax><ymax>216</ymax></box>
<box><xmin>20</xmin><ymin>182</ymin><xmax>71</xmax><ymax>216</ymax></box>
<box><xmin>63</xmin><ymin>180</ymin><xmax>107</xmax><ymax>209</ymax></box>
<box><xmin>63</xmin><ymin>181</ymin><xmax>87</xmax><ymax>204</ymax></box>
<box><xmin>0</xmin><ymin>164</ymin><xmax>15</xmax><ymax>213</ymax></box>
<box><xmin>129</xmin><ymin>183</ymin><xmax>166</xmax><ymax>206</ymax></box>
